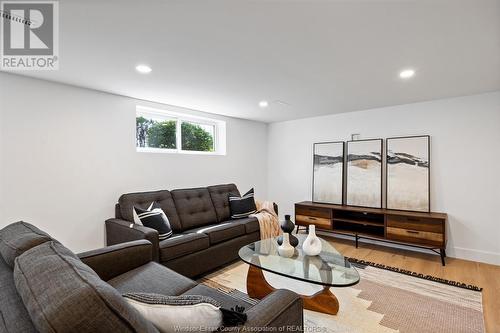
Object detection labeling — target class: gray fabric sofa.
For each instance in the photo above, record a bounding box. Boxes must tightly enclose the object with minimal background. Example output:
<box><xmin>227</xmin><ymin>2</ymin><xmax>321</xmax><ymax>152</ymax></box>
<box><xmin>106</xmin><ymin>184</ymin><xmax>273</xmax><ymax>278</ymax></box>
<box><xmin>0</xmin><ymin>221</ymin><xmax>303</xmax><ymax>332</ymax></box>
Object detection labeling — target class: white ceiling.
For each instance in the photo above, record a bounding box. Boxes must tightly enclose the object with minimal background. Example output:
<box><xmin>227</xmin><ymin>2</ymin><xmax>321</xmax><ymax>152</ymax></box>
<box><xmin>8</xmin><ymin>0</ymin><xmax>500</xmax><ymax>123</ymax></box>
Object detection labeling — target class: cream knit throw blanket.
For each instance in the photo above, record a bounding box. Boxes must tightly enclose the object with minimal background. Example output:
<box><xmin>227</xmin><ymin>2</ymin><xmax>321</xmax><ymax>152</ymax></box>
<box><xmin>250</xmin><ymin>200</ymin><xmax>282</xmax><ymax>240</ymax></box>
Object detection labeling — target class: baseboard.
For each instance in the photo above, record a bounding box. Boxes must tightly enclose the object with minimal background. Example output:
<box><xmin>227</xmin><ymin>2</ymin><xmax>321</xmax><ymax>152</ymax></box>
<box><xmin>452</xmin><ymin>247</ymin><xmax>500</xmax><ymax>266</ymax></box>
<box><xmin>315</xmin><ymin>230</ymin><xmax>500</xmax><ymax>266</ymax></box>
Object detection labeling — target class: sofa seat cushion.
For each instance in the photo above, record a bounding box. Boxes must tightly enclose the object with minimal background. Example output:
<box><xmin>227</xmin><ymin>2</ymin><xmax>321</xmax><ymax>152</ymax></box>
<box><xmin>119</xmin><ymin>190</ymin><xmax>182</xmax><ymax>232</ymax></box>
<box><xmin>0</xmin><ymin>221</ymin><xmax>52</xmax><ymax>268</ymax></box>
<box><xmin>182</xmin><ymin>284</ymin><xmax>255</xmax><ymax>310</ymax></box>
<box><xmin>229</xmin><ymin>217</ymin><xmax>260</xmax><ymax>234</ymax></box>
<box><xmin>159</xmin><ymin>233</ymin><xmax>209</xmax><ymax>262</ymax></box>
<box><xmin>171</xmin><ymin>188</ymin><xmax>218</xmax><ymax>230</ymax></box>
<box><xmin>186</xmin><ymin>222</ymin><xmax>246</xmax><ymax>245</ymax></box>
<box><xmin>13</xmin><ymin>241</ymin><xmax>157</xmax><ymax>333</ymax></box>
<box><xmin>108</xmin><ymin>262</ymin><xmax>196</xmax><ymax>296</ymax></box>
<box><xmin>0</xmin><ymin>256</ymin><xmax>37</xmax><ymax>333</ymax></box>
<box><xmin>207</xmin><ymin>184</ymin><xmax>240</xmax><ymax>222</ymax></box>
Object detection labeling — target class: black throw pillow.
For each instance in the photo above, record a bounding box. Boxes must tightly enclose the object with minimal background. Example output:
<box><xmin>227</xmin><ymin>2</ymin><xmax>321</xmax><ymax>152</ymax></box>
<box><xmin>134</xmin><ymin>202</ymin><xmax>172</xmax><ymax>240</ymax></box>
<box><xmin>228</xmin><ymin>188</ymin><xmax>257</xmax><ymax>219</ymax></box>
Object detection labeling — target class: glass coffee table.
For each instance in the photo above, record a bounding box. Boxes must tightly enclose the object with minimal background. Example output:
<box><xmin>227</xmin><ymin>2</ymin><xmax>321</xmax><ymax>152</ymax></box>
<box><xmin>238</xmin><ymin>234</ymin><xmax>360</xmax><ymax>315</ymax></box>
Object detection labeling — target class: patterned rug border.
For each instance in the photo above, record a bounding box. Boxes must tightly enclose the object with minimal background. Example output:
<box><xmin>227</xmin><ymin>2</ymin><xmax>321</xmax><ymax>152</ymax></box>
<box><xmin>346</xmin><ymin>257</ymin><xmax>483</xmax><ymax>292</ymax></box>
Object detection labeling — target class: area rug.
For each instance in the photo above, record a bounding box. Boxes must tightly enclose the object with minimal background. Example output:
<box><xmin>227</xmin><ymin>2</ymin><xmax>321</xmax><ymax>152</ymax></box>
<box><xmin>200</xmin><ymin>260</ymin><xmax>484</xmax><ymax>333</ymax></box>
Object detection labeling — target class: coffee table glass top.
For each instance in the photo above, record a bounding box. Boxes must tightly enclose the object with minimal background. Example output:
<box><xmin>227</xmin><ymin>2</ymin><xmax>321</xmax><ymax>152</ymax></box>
<box><xmin>238</xmin><ymin>234</ymin><xmax>360</xmax><ymax>287</ymax></box>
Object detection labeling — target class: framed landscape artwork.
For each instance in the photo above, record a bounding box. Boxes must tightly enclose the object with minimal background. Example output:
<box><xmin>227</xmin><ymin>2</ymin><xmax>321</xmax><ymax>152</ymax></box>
<box><xmin>386</xmin><ymin>135</ymin><xmax>430</xmax><ymax>212</ymax></box>
<box><xmin>312</xmin><ymin>141</ymin><xmax>345</xmax><ymax>205</ymax></box>
<box><xmin>346</xmin><ymin>139</ymin><xmax>383</xmax><ymax>208</ymax></box>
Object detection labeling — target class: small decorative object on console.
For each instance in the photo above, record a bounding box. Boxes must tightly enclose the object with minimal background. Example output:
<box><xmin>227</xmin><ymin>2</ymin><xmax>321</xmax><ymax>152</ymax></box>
<box><xmin>277</xmin><ymin>215</ymin><xmax>299</xmax><ymax>247</ymax></box>
<box><xmin>278</xmin><ymin>233</ymin><xmax>295</xmax><ymax>258</ymax></box>
<box><xmin>302</xmin><ymin>225</ymin><xmax>322</xmax><ymax>256</ymax></box>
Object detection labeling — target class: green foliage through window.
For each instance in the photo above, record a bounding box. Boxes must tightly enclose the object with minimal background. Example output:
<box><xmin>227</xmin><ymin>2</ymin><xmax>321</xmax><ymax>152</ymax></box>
<box><xmin>136</xmin><ymin>116</ymin><xmax>215</xmax><ymax>152</ymax></box>
<box><xmin>181</xmin><ymin>122</ymin><xmax>214</xmax><ymax>152</ymax></box>
<box><xmin>147</xmin><ymin>120</ymin><xmax>177</xmax><ymax>149</ymax></box>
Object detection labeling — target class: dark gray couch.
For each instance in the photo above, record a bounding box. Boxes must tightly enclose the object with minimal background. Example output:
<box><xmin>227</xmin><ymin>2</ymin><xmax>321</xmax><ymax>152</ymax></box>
<box><xmin>106</xmin><ymin>184</ymin><xmax>270</xmax><ymax>278</ymax></box>
<box><xmin>0</xmin><ymin>221</ymin><xmax>303</xmax><ymax>332</ymax></box>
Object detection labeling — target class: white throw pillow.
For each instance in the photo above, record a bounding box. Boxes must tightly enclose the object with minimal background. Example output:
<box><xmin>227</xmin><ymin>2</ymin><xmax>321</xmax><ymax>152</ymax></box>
<box><xmin>124</xmin><ymin>293</ymin><xmax>223</xmax><ymax>333</ymax></box>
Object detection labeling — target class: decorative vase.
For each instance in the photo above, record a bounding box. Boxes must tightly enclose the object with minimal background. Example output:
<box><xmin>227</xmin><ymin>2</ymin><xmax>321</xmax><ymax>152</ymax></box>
<box><xmin>302</xmin><ymin>225</ymin><xmax>322</xmax><ymax>256</ymax></box>
<box><xmin>278</xmin><ymin>233</ymin><xmax>295</xmax><ymax>258</ymax></box>
<box><xmin>277</xmin><ymin>215</ymin><xmax>299</xmax><ymax>248</ymax></box>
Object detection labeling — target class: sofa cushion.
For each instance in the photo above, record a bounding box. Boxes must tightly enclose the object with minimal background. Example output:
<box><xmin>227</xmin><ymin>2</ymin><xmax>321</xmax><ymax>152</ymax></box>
<box><xmin>185</xmin><ymin>223</ymin><xmax>246</xmax><ymax>245</ymax></box>
<box><xmin>0</xmin><ymin>255</ymin><xmax>37</xmax><ymax>333</ymax></box>
<box><xmin>119</xmin><ymin>190</ymin><xmax>182</xmax><ymax>232</ymax></box>
<box><xmin>13</xmin><ymin>241</ymin><xmax>158</xmax><ymax>333</ymax></box>
<box><xmin>159</xmin><ymin>233</ymin><xmax>210</xmax><ymax>261</ymax></box>
<box><xmin>0</xmin><ymin>221</ymin><xmax>52</xmax><ymax>268</ymax></box>
<box><xmin>230</xmin><ymin>217</ymin><xmax>260</xmax><ymax>234</ymax></box>
<box><xmin>182</xmin><ymin>284</ymin><xmax>255</xmax><ymax>310</ymax></box>
<box><xmin>207</xmin><ymin>184</ymin><xmax>240</xmax><ymax>222</ymax></box>
<box><xmin>108</xmin><ymin>262</ymin><xmax>196</xmax><ymax>296</ymax></box>
<box><xmin>171</xmin><ymin>188</ymin><xmax>218</xmax><ymax>230</ymax></box>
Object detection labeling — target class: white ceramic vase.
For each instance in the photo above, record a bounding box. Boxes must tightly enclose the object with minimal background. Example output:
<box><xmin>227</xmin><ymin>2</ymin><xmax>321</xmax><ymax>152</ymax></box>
<box><xmin>278</xmin><ymin>233</ymin><xmax>295</xmax><ymax>258</ymax></box>
<box><xmin>302</xmin><ymin>225</ymin><xmax>322</xmax><ymax>256</ymax></box>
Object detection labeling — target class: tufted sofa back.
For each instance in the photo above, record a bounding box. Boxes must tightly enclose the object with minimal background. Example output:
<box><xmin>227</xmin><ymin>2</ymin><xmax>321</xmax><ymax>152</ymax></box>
<box><xmin>115</xmin><ymin>184</ymin><xmax>241</xmax><ymax>232</ymax></box>
<box><xmin>207</xmin><ymin>184</ymin><xmax>240</xmax><ymax>222</ymax></box>
<box><xmin>171</xmin><ymin>187</ymin><xmax>218</xmax><ymax>230</ymax></box>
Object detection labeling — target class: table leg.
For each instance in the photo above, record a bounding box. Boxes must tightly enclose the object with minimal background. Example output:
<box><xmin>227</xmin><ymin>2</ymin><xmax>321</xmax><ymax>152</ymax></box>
<box><xmin>246</xmin><ymin>265</ymin><xmax>340</xmax><ymax>315</ymax></box>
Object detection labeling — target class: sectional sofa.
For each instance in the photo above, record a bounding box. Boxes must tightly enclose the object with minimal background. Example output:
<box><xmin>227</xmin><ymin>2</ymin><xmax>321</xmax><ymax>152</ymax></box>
<box><xmin>106</xmin><ymin>184</ymin><xmax>274</xmax><ymax>278</ymax></box>
<box><xmin>0</xmin><ymin>221</ymin><xmax>303</xmax><ymax>332</ymax></box>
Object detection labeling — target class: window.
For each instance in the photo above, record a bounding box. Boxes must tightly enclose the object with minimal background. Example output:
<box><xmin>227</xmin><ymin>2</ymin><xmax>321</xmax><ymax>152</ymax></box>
<box><xmin>136</xmin><ymin>106</ymin><xmax>226</xmax><ymax>155</ymax></box>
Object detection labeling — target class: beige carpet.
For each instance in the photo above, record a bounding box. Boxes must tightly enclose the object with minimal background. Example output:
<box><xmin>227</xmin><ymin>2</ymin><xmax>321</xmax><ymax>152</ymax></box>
<box><xmin>202</xmin><ymin>261</ymin><xmax>484</xmax><ymax>333</ymax></box>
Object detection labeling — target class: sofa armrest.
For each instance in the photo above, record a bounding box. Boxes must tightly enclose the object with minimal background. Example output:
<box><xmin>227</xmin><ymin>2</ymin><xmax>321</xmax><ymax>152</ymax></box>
<box><xmin>78</xmin><ymin>240</ymin><xmax>153</xmax><ymax>281</ymax></box>
<box><xmin>243</xmin><ymin>289</ymin><xmax>303</xmax><ymax>331</ymax></box>
<box><xmin>105</xmin><ymin>218</ymin><xmax>160</xmax><ymax>262</ymax></box>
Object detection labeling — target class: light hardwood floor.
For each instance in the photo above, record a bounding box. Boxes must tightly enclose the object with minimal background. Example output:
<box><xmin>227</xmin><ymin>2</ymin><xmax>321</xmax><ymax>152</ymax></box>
<box><xmin>324</xmin><ymin>234</ymin><xmax>500</xmax><ymax>333</ymax></box>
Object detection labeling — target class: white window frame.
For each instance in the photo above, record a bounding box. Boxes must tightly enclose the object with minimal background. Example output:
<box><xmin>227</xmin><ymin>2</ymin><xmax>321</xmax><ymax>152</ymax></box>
<box><xmin>136</xmin><ymin>106</ymin><xmax>226</xmax><ymax>155</ymax></box>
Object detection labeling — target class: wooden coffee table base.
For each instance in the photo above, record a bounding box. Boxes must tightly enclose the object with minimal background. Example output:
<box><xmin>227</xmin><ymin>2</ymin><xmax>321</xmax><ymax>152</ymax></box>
<box><xmin>246</xmin><ymin>265</ymin><xmax>340</xmax><ymax>315</ymax></box>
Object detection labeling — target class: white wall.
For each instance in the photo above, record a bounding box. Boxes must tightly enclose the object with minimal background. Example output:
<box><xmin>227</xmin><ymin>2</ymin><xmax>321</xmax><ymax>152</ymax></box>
<box><xmin>1</xmin><ymin>72</ymin><xmax>499</xmax><ymax>265</ymax></box>
<box><xmin>267</xmin><ymin>92</ymin><xmax>500</xmax><ymax>265</ymax></box>
<box><xmin>0</xmin><ymin>73</ymin><xmax>269</xmax><ymax>252</ymax></box>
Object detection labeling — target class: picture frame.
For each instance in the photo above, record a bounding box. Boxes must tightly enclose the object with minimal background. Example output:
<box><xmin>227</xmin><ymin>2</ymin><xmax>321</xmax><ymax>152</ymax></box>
<box><xmin>312</xmin><ymin>141</ymin><xmax>345</xmax><ymax>205</ymax></box>
<box><xmin>386</xmin><ymin>135</ymin><xmax>430</xmax><ymax>212</ymax></box>
<box><xmin>346</xmin><ymin>139</ymin><xmax>383</xmax><ymax>208</ymax></box>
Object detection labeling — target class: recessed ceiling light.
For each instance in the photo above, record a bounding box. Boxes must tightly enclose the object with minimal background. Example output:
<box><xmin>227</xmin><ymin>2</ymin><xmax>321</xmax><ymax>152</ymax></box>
<box><xmin>399</xmin><ymin>69</ymin><xmax>415</xmax><ymax>79</ymax></box>
<box><xmin>258</xmin><ymin>100</ymin><xmax>269</xmax><ymax>108</ymax></box>
<box><xmin>136</xmin><ymin>64</ymin><xmax>152</xmax><ymax>74</ymax></box>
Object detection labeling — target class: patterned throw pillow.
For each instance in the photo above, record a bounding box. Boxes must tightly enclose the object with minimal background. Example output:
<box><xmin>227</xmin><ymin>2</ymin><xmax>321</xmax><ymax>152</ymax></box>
<box><xmin>123</xmin><ymin>293</ymin><xmax>247</xmax><ymax>331</ymax></box>
<box><xmin>133</xmin><ymin>202</ymin><xmax>172</xmax><ymax>240</ymax></box>
<box><xmin>228</xmin><ymin>188</ymin><xmax>257</xmax><ymax>219</ymax></box>
<box><xmin>124</xmin><ymin>293</ymin><xmax>223</xmax><ymax>332</ymax></box>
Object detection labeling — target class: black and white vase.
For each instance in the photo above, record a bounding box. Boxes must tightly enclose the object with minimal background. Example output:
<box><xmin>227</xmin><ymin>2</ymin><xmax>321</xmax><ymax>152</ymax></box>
<box><xmin>277</xmin><ymin>215</ymin><xmax>299</xmax><ymax>248</ymax></box>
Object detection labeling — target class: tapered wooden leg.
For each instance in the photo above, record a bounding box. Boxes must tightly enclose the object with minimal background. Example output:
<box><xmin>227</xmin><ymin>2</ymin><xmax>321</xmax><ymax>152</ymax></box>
<box><xmin>440</xmin><ymin>249</ymin><xmax>446</xmax><ymax>266</ymax></box>
<box><xmin>246</xmin><ymin>265</ymin><xmax>340</xmax><ymax>315</ymax></box>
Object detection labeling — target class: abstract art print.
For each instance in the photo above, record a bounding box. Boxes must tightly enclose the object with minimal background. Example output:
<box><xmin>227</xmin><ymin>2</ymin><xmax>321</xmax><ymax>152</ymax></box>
<box><xmin>312</xmin><ymin>141</ymin><xmax>344</xmax><ymax>204</ymax></box>
<box><xmin>346</xmin><ymin>139</ymin><xmax>383</xmax><ymax>208</ymax></box>
<box><xmin>386</xmin><ymin>135</ymin><xmax>430</xmax><ymax>212</ymax></box>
